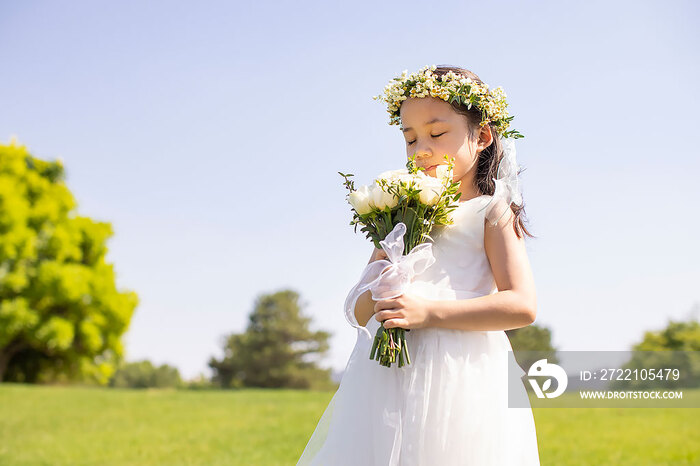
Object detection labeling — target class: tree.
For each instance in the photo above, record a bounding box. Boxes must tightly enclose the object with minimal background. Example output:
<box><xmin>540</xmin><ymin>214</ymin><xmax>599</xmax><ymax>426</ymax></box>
<box><xmin>109</xmin><ymin>360</ymin><xmax>182</xmax><ymax>389</ymax></box>
<box><xmin>506</xmin><ymin>323</ymin><xmax>559</xmax><ymax>372</ymax></box>
<box><xmin>209</xmin><ymin>289</ymin><xmax>336</xmax><ymax>390</ymax></box>
<box><xmin>610</xmin><ymin>315</ymin><xmax>700</xmax><ymax>390</ymax></box>
<box><xmin>0</xmin><ymin>139</ymin><xmax>138</xmax><ymax>384</ymax></box>
<box><xmin>182</xmin><ymin>372</ymin><xmax>215</xmax><ymax>390</ymax></box>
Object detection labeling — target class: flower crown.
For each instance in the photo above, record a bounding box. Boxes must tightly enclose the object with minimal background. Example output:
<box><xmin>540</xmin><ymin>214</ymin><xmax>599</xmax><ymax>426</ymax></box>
<box><xmin>373</xmin><ymin>64</ymin><xmax>523</xmax><ymax>139</ymax></box>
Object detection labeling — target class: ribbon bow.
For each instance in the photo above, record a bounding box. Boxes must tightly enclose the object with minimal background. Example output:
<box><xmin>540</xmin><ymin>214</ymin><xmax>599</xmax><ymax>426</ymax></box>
<box><xmin>496</xmin><ymin>137</ymin><xmax>523</xmax><ymax>206</ymax></box>
<box><xmin>344</xmin><ymin>222</ymin><xmax>436</xmax><ymax>339</ymax></box>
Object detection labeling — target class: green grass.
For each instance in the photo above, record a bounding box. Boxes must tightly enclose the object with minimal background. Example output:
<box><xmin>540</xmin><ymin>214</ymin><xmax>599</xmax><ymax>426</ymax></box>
<box><xmin>530</xmin><ymin>389</ymin><xmax>700</xmax><ymax>465</ymax></box>
<box><xmin>0</xmin><ymin>383</ymin><xmax>698</xmax><ymax>465</ymax></box>
<box><xmin>0</xmin><ymin>383</ymin><xmax>332</xmax><ymax>466</ymax></box>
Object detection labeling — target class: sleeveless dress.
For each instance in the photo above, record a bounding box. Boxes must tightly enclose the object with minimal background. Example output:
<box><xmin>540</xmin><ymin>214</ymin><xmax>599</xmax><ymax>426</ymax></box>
<box><xmin>297</xmin><ymin>194</ymin><xmax>541</xmax><ymax>465</ymax></box>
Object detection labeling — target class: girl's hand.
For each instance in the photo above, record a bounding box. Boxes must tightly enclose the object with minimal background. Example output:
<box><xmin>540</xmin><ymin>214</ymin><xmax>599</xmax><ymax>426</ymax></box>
<box><xmin>373</xmin><ymin>293</ymin><xmax>433</xmax><ymax>330</ymax></box>
<box><xmin>368</xmin><ymin>247</ymin><xmax>389</xmax><ymax>264</ymax></box>
<box><xmin>368</xmin><ymin>247</ymin><xmax>393</xmax><ymax>275</ymax></box>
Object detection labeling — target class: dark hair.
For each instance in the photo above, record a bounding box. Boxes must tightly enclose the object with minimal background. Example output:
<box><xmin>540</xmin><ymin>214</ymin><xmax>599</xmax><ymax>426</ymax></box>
<box><xmin>427</xmin><ymin>65</ymin><xmax>535</xmax><ymax>240</ymax></box>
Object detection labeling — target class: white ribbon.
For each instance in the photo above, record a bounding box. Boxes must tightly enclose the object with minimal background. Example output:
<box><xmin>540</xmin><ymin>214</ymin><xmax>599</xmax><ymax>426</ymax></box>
<box><xmin>344</xmin><ymin>222</ymin><xmax>436</xmax><ymax>339</ymax></box>
<box><xmin>479</xmin><ymin>136</ymin><xmax>524</xmax><ymax>226</ymax></box>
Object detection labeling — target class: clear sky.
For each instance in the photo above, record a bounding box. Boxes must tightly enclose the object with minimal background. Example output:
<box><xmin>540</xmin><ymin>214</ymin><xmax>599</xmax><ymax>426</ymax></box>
<box><xmin>1</xmin><ymin>0</ymin><xmax>698</xmax><ymax>380</ymax></box>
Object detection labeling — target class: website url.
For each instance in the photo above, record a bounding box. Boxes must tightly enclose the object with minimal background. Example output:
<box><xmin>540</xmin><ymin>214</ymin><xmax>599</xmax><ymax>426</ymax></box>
<box><xmin>579</xmin><ymin>390</ymin><xmax>683</xmax><ymax>400</ymax></box>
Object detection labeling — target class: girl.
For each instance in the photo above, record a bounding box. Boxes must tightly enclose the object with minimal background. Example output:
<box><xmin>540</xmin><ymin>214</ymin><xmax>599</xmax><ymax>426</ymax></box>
<box><xmin>297</xmin><ymin>64</ymin><xmax>541</xmax><ymax>465</ymax></box>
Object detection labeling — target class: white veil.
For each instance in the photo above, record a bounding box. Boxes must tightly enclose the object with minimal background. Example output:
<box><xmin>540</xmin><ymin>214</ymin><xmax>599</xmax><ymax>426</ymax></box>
<box><xmin>478</xmin><ymin>136</ymin><xmax>524</xmax><ymax>226</ymax></box>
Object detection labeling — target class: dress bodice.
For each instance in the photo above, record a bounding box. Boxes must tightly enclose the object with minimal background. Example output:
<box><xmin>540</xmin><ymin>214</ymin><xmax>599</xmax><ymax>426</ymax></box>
<box><xmin>344</xmin><ymin>193</ymin><xmax>508</xmax><ymax>338</ymax></box>
<box><xmin>406</xmin><ymin>194</ymin><xmax>498</xmax><ymax>301</ymax></box>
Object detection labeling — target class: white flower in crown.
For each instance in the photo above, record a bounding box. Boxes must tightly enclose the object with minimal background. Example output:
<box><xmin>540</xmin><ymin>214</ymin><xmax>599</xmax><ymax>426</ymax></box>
<box><xmin>373</xmin><ymin>64</ymin><xmax>523</xmax><ymax>140</ymax></box>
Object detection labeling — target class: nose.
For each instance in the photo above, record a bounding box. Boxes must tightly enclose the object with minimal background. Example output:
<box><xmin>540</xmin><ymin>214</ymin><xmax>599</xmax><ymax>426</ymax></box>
<box><xmin>413</xmin><ymin>140</ymin><xmax>433</xmax><ymax>160</ymax></box>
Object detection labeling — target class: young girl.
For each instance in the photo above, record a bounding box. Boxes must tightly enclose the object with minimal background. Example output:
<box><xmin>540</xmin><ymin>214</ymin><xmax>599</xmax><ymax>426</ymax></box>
<box><xmin>297</xmin><ymin>64</ymin><xmax>541</xmax><ymax>465</ymax></box>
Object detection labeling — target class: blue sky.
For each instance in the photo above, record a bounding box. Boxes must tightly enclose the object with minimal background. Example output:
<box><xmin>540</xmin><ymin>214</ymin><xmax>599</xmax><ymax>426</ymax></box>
<box><xmin>1</xmin><ymin>0</ymin><xmax>698</xmax><ymax>380</ymax></box>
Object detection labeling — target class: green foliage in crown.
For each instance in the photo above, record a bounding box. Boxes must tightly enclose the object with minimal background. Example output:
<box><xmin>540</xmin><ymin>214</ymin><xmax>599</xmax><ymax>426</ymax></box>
<box><xmin>373</xmin><ymin>64</ymin><xmax>523</xmax><ymax>139</ymax></box>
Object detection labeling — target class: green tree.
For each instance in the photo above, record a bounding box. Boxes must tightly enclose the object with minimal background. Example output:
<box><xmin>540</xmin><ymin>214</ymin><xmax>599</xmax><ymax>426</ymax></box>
<box><xmin>109</xmin><ymin>360</ymin><xmax>182</xmax><ymax>389</ymax></box>
<box><xmin>506</xmin><ymin>323</ymin><xmax>559</xmax><ymax>372</ymax></box>
<box><xmin>610</xmin><ymin>316</ymin><xmax>700</xmax><ymax>390</ymax></box>
<box><xmin>0</xmin><ymin>140</ymin><xmax>138</xmax><ymax>384</ymax></box>
<box><xmin>209</xmin><ymin>289</ymin><xmax>336</xmax><ymax>390</ymax></box>
<box><xmin>182</xmin><ymin>372</ymin><xmax>215</xmax><ymax>390</ymax></box>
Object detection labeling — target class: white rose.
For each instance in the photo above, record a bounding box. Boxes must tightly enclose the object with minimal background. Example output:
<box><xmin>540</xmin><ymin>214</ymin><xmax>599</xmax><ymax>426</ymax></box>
<box><xmin>348</xmin><ymin>185</ymin><xmax>373</xmax><ymax>215</ymax></box>
<box><xmin>435</xmin><ymin>164</ymin><xmax>452</xmax><ymax>182</ymax></box>
<box><xmin>385</xmin><ymin>189</ymin><xmax>399</xmax><ymax>208</ymax></box>
<box><xmin>369</xmin><ymin>184</ymin><xmax>397</xmax><ymax>210</ymax></box>
<box><xmin>417</xmin><ymin>177</ymin><xmax>445</xmax><ymax>206</ymax></box>
<box><xmin>393</xmin><ymin>173</ymin><xmax>418</xmax><ymax>195</ymax></box>
<box><xmin>376</xmin><ymin>168</ymin><xmax>409</xmax><ymax>184</ymax></box>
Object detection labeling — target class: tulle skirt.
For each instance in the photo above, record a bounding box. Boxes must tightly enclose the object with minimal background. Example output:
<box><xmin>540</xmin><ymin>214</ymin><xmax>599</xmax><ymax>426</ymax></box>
<box><xmin>297</xmin><ymin>300</ymin><xmax>541</xmax><ymax>465</ymax></box>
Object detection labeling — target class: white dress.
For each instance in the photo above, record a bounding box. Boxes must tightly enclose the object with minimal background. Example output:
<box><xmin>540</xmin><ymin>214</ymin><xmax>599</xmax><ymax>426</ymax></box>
<box><xmin>297</xmin><ymin>194</ymin><xmax>541</xmax><ymax>465</ymax></box>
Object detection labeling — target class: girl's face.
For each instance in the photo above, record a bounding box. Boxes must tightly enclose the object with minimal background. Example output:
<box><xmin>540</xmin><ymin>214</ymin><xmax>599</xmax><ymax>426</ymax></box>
<box><xmin>399</xmin><ymin>96</ymin><xmax>492</xmax><ymax>198</ymax></box>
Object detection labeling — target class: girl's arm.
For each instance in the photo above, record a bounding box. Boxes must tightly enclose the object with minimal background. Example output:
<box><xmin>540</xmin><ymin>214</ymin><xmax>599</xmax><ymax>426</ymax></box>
<box><xmin>427</xmin><ymin>208</ymin><xmax>537</xmax><ymax>331</ymax></box>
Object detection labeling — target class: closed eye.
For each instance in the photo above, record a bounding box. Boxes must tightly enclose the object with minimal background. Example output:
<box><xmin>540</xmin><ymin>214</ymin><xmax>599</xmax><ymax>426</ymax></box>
<box><xmin>406</xmin><ymin>132</ymin><xmax>446</xmax><ymax>145</ymax></box>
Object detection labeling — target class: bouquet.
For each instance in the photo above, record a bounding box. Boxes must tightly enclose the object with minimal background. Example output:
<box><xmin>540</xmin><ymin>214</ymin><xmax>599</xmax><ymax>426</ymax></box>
<box><xmin>339</xmin><ymin>154</ymin><xmax>462</xmax><ymax>368</ymax></box>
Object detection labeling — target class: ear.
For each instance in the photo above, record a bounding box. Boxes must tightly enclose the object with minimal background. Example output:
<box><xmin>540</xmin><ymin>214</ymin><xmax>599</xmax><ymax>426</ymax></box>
<box><xmin>477</xmin><ymin>125</ymin><xmax>494</xmax><ymax>152</ymax></box>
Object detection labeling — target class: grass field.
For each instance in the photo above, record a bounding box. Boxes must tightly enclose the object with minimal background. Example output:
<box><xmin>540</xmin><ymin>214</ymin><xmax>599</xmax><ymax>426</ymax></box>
<box><xmin>1</xmin><ymin>383</ymin><xmax>699</xmax><ymax>465</ymax></box>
